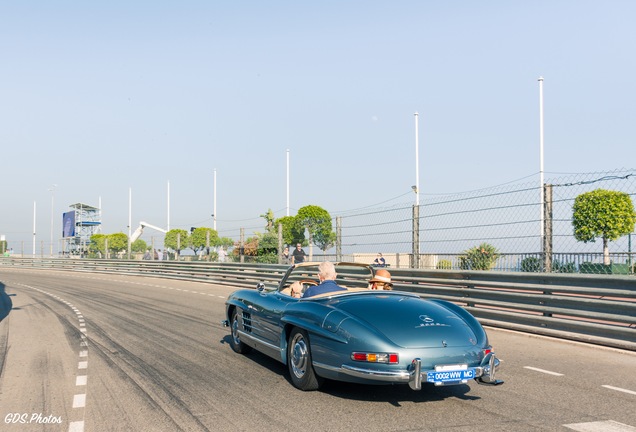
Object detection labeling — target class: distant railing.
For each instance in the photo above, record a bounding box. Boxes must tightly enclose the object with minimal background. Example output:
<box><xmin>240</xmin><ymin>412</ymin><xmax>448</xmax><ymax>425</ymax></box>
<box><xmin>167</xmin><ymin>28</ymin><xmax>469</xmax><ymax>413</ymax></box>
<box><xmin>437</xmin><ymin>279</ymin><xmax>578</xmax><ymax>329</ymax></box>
<box><xmin>1</xmin><ymin>257</ymin><xmax>634</xmax><ymax>351</ymax></box>
<box><xmin>306</xmin><ymin>252</ymin><xmax>636</xmax><ymax>273</ymax></box>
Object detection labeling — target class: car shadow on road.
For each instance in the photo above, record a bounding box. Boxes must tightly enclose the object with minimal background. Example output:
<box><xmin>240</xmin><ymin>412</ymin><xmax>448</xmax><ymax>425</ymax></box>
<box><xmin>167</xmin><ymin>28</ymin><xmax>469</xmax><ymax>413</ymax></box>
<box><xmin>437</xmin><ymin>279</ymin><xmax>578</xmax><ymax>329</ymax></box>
<box><xmin>219</xmin><ymin>335</ymin><xmax>480</xmax><ymax>405</ymax></box>
<box><xmin>321</xmin><ymin>378</ymin><xmax>479</xmax><ymax>406</ymax></box>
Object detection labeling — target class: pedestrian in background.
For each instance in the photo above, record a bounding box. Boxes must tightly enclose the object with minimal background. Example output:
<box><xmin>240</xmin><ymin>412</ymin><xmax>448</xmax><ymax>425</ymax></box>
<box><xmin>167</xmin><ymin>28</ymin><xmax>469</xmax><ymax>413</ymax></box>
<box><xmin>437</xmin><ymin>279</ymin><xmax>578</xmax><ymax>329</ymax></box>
<box><xmin>291</xmin><ymin>243</ymin><xmax>307</xmax><ymax>264</ymax></box>
<box><xmin>281</xmin><ymin>246</ymin><xmax>291</xmax><ymax>264</ymax></box>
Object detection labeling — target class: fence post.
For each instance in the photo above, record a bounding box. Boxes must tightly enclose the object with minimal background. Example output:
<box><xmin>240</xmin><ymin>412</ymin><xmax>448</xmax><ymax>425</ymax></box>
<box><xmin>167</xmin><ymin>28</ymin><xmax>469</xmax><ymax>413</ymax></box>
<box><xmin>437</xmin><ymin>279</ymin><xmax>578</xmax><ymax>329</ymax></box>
<box><xmin>277</xmin><ymin>223</ymin><xmax>283</xmax><ymax>264</ymax></box>
<box><xmin>629</xmin><ymin>233</ymin><xmax>633</xmax><ymax>274</ymax></box>
<box><xmin>412</xmin><ymin>205</ymin><xmax>420</xmax><ymax>269</ymax></box>
<box><xmin>336</xmin><ymin>217</ymin><xmax>342</xmax><ymax>262</ymax></box>
<box><xmin>240</xmin><ymin>228</ymin><xmax>245</xmax><ymax>264</ymax></box>
<box><xmin>205</xmin><ymin>230</ymin><xmax>210</xmax><ymax>260</ymax></box>
<box><xmin>543</xmin><ymin>184</ymin><xmax>553</xmax><ymax>272</ymax></box>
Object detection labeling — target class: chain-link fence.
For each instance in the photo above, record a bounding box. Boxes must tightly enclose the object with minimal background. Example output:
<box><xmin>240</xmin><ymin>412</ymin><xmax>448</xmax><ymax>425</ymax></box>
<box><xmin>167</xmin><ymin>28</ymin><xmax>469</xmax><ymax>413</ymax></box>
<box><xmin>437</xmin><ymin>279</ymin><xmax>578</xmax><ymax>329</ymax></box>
<box><xmin>230</xmin><ymin>169</ymin><xmax>636</xmax><ymax>274</ymax></box>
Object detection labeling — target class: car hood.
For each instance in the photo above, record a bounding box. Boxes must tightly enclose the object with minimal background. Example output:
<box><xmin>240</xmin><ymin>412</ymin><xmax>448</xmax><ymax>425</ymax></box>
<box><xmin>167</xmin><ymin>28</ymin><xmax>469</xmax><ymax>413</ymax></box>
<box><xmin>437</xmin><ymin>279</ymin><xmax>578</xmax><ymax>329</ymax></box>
<box><xmin>333</xmin><ymin>294</ymin><xmax>480</xmax><ymax>349</ymax></box>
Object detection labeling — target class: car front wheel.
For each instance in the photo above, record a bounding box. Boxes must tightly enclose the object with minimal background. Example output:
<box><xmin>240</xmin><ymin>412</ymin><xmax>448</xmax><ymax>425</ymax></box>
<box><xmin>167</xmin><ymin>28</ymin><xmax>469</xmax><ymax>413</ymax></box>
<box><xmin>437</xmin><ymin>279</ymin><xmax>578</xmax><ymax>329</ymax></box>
<box><xmin>230</xmin><ymin>309</ymin><xmax>252</xmax><ymax>354</ymax></box>
<box><xmin>288</xmin><ymin>328</ymin><xmax>323</xmax><ymax>391</ymax></box>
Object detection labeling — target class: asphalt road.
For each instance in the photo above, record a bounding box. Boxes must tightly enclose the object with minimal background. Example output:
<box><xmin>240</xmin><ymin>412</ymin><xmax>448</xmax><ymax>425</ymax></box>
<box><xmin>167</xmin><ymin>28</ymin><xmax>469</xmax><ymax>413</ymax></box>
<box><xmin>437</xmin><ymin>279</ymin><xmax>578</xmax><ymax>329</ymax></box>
<box><xmin>0</xmin><ymin>269</ymin><xmax>634</xmax><ymax>432</ymax></box>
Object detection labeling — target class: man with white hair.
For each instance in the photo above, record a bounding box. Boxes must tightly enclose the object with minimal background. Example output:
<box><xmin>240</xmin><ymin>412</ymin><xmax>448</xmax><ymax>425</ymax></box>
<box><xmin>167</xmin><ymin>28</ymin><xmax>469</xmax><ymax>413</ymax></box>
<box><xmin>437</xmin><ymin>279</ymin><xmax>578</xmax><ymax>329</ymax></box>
<box><xmin>302</xmin><ymin>261</ymin><xmax>347</xmax><ymax>298</ymax></box>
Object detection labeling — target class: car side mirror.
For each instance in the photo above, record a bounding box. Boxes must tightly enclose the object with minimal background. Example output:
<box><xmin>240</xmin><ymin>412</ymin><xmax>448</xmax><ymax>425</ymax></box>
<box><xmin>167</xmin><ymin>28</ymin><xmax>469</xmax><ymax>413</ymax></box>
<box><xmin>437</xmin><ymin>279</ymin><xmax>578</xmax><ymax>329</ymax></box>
<box><xmin>256</xmin><ymin>282</ymin><xmax>265</xmax><ymax>292</ymax></box>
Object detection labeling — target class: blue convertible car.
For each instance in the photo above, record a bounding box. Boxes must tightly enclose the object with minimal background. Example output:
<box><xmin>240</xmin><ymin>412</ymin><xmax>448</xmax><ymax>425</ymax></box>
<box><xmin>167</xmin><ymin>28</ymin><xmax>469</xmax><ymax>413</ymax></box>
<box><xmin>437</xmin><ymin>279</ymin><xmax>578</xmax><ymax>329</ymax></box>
<box><xmin>222</xmin><ymin>262</ymin><xmax>503</xmax><ymax>391</ymax></box>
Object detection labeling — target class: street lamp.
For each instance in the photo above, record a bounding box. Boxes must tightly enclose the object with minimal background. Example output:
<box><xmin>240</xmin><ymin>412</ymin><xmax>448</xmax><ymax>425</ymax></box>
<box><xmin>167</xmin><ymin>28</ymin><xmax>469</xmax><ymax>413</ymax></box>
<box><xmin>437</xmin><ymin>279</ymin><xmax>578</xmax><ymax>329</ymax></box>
<box><xmin>213</xmin><ymin>169</ymin><xmax>217</xmax><ymax>231</ymax></box>
<box><xmin>49</xmin><ymin>184</ymin><xmax>57</xmax><ymax>257</ymax></box>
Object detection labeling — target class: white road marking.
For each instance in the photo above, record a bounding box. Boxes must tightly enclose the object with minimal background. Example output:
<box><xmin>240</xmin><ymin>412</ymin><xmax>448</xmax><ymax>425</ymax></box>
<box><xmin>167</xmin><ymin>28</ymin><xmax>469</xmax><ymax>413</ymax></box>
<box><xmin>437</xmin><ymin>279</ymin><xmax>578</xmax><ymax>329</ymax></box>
<box><xmin>602</xmin><ymin>385</ymin><xmax>636</xmax><ymax>396</ymax></box>
<box><xmin>15</xmin><ymin>282</ymin><xmax>91</xmax><ymax>429</ymax></box>
<box><xmin>68</xmin><ymin>421</ymin><xmax>84</xmax><ymax>432</ymax></box>
<box><xmin>523</xmin><ymin>366</ymin><xmax>564</xmax><ymax>376</ymax></box>
<box><xmin>564</xmin><ymin>420</ymin><xmax>636</xmax><ymax>431</ymax></box>
<box><xmin>72</xmin><ymin>394</ymin><xmax>86</xmax><ymax>408</ymax></box>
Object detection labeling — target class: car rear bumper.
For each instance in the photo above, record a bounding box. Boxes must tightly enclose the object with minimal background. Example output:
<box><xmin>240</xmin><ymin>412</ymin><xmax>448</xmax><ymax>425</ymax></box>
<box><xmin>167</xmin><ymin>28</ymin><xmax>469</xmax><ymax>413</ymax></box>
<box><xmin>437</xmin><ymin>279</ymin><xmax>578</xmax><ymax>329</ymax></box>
<box><xmin>333</xmin><ymin>353</ymin><xmax>502</xmax><ymax>389</ymax></box>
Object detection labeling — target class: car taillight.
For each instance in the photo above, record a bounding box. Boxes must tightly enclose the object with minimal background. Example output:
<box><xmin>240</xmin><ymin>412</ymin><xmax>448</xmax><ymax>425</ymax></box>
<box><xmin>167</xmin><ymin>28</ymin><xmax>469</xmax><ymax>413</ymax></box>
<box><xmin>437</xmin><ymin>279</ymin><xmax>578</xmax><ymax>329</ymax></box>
<box><xmin>351</xmin><ymin>352</ymin><xmax>399</xmax><ymax>364</ymax></box>
<box><xmin>483</xmin><ymin>348</ymin><xmax>492</xmax><ymax>355</ymax></box>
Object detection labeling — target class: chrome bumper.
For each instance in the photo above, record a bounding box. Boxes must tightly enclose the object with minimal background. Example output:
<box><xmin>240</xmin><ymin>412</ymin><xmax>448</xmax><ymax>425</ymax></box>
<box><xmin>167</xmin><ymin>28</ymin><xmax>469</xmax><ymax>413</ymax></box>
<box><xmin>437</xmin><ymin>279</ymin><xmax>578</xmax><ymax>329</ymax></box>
<box><xmin>338</xmin><ymin>353</ymin><xmax>503</xmax><ymax>390</ymax></box>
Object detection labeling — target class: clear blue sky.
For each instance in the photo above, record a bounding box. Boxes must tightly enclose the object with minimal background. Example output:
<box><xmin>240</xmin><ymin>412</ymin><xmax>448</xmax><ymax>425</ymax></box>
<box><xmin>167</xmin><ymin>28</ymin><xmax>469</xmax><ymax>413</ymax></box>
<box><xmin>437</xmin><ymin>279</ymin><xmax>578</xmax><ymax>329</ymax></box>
<box><xmin>1</xmin><ymin>1</ymin><xmax>634</xmax><ymax>250</ymax></box>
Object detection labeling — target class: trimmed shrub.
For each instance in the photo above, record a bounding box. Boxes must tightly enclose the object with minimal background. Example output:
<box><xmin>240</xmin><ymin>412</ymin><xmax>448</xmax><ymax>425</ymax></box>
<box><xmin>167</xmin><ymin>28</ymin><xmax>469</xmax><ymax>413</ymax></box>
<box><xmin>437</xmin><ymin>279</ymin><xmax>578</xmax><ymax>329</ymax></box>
<box><xmin>458</xmin><ymin>243</ymin><xmax>500</xmax><ymax>270</ymax></box>
<box><xmin>520</xmin><ymin>257</ymin><xmax>541</xmax><ymax>272</ymax></box>
<box><xmin>437</xmin><ymin>259</ymin><xmax>452</xmax><ymax>270</ymax></box>
<box><xmin>553</xmin><ymin>260</ymin><xmax>576</xmax><ymax>273</ymax></box>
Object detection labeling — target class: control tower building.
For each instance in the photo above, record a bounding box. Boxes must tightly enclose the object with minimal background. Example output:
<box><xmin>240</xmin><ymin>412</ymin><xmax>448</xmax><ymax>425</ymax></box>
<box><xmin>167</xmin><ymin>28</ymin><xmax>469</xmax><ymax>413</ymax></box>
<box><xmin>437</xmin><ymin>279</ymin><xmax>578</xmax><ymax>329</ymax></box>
<box><xmin>61</xmin><ymin>203</ymin><xmax>102</xmax><ymax>256</ymax></box>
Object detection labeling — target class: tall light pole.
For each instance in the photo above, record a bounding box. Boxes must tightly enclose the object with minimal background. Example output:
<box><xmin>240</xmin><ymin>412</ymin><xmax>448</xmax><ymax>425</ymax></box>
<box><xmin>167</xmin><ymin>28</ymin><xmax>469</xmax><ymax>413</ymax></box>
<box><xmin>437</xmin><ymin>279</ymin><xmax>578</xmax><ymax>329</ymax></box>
<box><xmin>49</xmin><ymin>184</ymin><xmax>57</xmax><ymax>257</ymax></box>
<box><xmin>414</xmin><ymin>112</ymin><xmax>420</xmax><ymax>206</ymax></box>
<box><xmin>33</xmin><ymin>201</ymin><xmax>37</xmax><ymax>257</ymax></box>
<box><xmin>213</xmin><ymin>169</ymin><xmax>217</xmax><ymax>231</ymax></box>
<box><xmin>286</xmin><ymin>149</ymin><xmax>290</xmax><ymax>216</ymax></box>
<box><xmin>538</xmin><ymin>76</ymin><xmax>545</xmax><ymax>249</ymax></box>
<box><xmin>167</xmin><ymin>180</ymin><xmax>170</xmax><ymax>231</ymax></box>
<box><xmin>413</xmin><ymin>112</ymin><xmax>421</xmax><ymax>269</ymax></box>
<box><xmin>128</xmin><ymin>187</ymin><xmax>132</xmax><ymax>259</ymax></box>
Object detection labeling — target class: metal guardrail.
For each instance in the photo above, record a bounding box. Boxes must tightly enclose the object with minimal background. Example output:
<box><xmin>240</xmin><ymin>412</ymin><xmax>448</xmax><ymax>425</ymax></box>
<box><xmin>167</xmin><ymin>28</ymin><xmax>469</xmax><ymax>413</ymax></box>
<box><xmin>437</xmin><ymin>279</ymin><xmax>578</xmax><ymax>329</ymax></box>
<box><xmin>1</xmin><ymin>258</ymin><xmax>634</xmax><ymax>351</ymax></box>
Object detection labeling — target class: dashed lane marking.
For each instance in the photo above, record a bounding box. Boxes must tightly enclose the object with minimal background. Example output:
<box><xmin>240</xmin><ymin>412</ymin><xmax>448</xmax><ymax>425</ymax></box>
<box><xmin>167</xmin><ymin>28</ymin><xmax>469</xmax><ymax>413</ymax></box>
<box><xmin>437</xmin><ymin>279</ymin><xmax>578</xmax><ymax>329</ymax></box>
<box><xmin>68</xmin><ymin>422</ymin><xmax>84</xmax><ymax>432</ymax></box>
<box><xmin>523</xmin><ymin>366</ymin><xmax>564</xmax><ymax>376</ymax></box>
<box><xmin>602</xmin><ymin>385</ymin><xmax>636</xmax><ymax>396</ymax></box>
<box><xmin>72</xmin><ymin>394</ymin><xmax>86</xmax><ymax>408</ymax></box>
<box><xmin>10</xmin><ymin>283</ymin><xmax>89</xmax><ymax>432</ymax></box>
<box><xmin>564</xmin><ymin>420</ymin><xmax>636</xmax><ymax>431</ymax></box>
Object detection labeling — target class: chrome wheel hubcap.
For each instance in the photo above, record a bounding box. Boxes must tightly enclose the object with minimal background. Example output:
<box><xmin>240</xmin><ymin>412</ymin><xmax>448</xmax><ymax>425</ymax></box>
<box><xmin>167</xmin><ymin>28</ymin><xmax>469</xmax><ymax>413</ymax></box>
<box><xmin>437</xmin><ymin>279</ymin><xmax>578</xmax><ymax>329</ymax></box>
<box><xmin>290</xmin><ymin>334</ymin><xmax>308</xmax><ymax>378</ymax></box>
<box><xmin>232</xmin><ymin>316</ymin><xmax>241</xmax><ymax>345</ymax></box>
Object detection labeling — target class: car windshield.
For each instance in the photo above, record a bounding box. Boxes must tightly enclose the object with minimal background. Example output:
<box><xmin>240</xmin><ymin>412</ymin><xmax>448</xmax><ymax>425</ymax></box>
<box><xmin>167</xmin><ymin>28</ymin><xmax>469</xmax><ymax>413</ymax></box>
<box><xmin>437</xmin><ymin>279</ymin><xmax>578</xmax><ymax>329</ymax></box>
<box><xmin>280</xmin><ymin>263</ymin><xmax>373</xmax><ymax>291</ymax></box>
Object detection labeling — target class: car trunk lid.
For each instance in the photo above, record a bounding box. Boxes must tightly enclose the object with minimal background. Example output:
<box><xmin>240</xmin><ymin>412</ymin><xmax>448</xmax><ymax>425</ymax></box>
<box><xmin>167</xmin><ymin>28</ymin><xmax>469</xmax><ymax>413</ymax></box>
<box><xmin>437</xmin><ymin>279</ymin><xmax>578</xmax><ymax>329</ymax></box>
<box><xmin>335</xmin><ymin>294</ymin><xmax>479</xmax><ymax>348</ymax></box>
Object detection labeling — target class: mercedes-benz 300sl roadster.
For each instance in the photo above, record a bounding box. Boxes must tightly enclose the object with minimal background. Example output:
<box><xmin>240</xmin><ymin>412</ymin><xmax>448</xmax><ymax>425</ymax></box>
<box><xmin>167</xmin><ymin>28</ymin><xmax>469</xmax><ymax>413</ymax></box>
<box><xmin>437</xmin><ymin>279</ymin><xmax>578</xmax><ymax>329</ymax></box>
<box><xmin>222</xmin><ymin>262</ymin><xmax>503</xmax><ymax>391</ymax></box>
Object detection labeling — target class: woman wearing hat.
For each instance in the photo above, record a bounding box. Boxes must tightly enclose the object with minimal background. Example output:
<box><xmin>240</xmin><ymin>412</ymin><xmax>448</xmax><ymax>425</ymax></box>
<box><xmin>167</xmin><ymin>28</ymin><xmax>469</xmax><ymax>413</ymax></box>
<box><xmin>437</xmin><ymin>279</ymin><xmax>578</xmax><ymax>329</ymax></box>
<box><xmin>368</xmin><ymin>269</ymin><xmax>393</xmax><ymax>290</ymax></box>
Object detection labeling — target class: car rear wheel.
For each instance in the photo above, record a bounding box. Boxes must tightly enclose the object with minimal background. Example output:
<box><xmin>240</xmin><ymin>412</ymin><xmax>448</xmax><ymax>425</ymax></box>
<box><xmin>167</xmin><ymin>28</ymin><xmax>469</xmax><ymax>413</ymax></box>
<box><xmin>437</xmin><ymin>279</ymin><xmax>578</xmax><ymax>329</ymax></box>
<box><xmin>288</xmin><ymin>328</ymin><xmax>323</xmax><ymax>391</ymax></box>
<box><xmin>230</xmin><ymin>309</ymin><xmax>252</xmax><ymax>354</ymax></box>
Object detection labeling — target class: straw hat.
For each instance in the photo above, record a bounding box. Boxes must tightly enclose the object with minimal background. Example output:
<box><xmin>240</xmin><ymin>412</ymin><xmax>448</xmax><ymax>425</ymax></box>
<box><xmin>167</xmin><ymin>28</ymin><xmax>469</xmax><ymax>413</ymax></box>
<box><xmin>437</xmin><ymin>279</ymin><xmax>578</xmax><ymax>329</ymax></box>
<box><xmin>369</xmin><ymin>269</ymin><xmax>392</xmax><ymax>284</ymax></box>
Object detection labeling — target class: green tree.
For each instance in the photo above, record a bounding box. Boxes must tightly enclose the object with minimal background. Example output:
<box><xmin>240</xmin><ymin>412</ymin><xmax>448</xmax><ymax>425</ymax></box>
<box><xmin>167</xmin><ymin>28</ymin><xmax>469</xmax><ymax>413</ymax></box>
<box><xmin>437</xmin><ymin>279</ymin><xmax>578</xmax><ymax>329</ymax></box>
<box><xmin>296</xmin><ymin>205</ymin><xmax>334</xmax><ymax>258</ymax></box>
<box><xmin>189</xmin><ymin>227</ymin><xmax>220</xmax><ymax>256</ymax></box>
<box><xmin>89</xmin><ymin>234</ymin><xmax>107</xmax><ymax>257</ymax></box>
<box><xmin>165</xmin><ymin>229</ymin><xmax>189</xmax><ymax>259</ymax></box>
<box><xmin>275</xmin><ymin>215</ymin><xmax>306</xmax><ymax>246</ymax></box>
<box><xmin>572</xmin><ymin>189</ymin><xmax>636</xmax><ymax>265</ymax></box>
<box><xmin>314</xmin><ymin>228</ymin><xmax>336</xmax><ymax>252</ymax></box>
<box><xmin>219</xmin><ymin>236</ymin><xmax>234</xmax><ymax>250</ymax></box>
<box><xmin>108</xmin><ymin>233</ymin><xmax>129</xmax><ymax>256</ymax></box>
<box><xmin>131</xmin><ymin>238</ymin><xmax>147</xmax><ymax>253</ymax></box>
<box><xmin>260</xmin><ymin>209</ymin><xmax>275</xmax><ymax>232</ymax></box>
<box><xmin>255</xmin><ymin>231</ymin><xmax>279</xmax><ymax>263</ymax></box>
